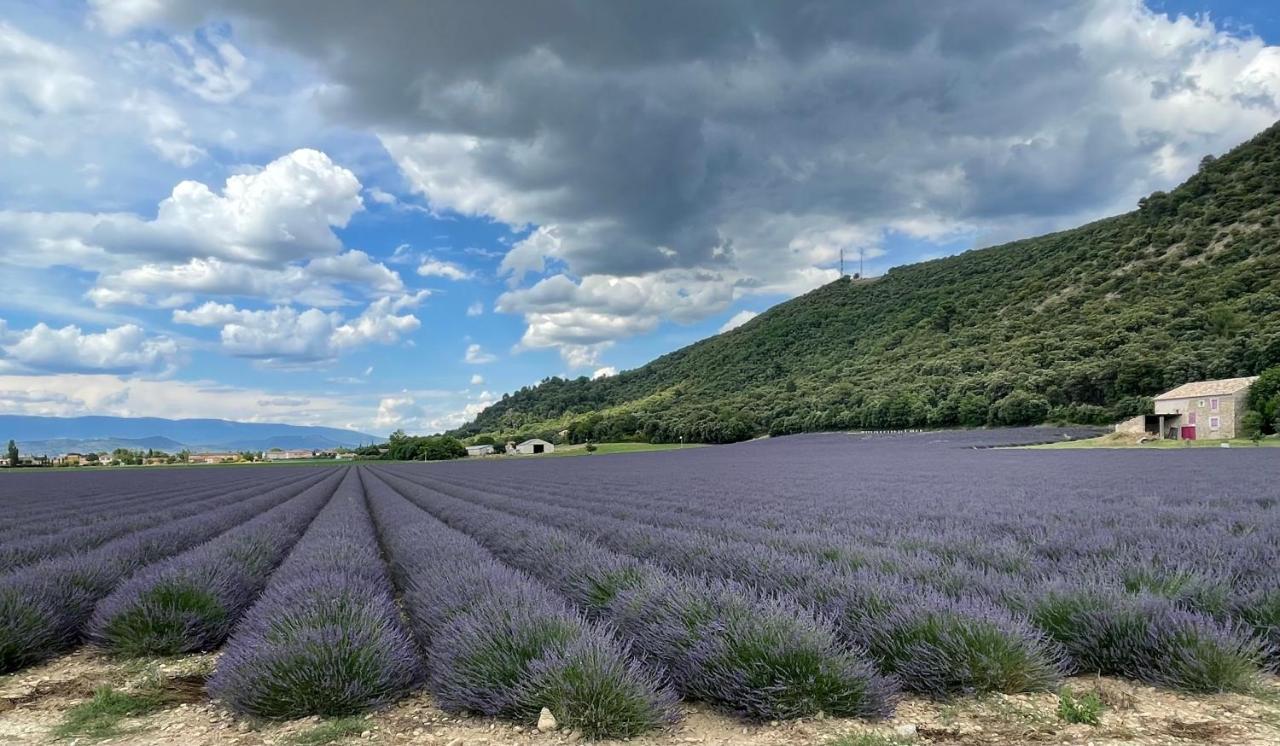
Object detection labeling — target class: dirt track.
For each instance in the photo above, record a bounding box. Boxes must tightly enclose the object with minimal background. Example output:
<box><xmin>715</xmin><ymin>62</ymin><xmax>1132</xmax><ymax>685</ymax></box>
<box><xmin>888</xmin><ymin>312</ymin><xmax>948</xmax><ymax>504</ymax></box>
<box><xmin>2</xmin><ymin>651</ymin><xmax>1278</xmax><ymax>745</ymax></box>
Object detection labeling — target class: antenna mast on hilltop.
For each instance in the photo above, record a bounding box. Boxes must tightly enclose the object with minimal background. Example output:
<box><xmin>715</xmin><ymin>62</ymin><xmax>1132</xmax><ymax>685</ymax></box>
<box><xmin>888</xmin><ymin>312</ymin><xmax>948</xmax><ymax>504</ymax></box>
<box><xmin>839</xmin><ymin>248</ymin><xmax>845</xmax><ymax>277</ymax></box>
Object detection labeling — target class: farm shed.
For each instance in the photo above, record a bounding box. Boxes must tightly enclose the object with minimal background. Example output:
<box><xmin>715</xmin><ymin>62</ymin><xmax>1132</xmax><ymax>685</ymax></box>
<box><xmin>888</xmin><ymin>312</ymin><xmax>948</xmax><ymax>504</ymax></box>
<box><xmin>515</xmin><ymin>438</ymin><xmax>554</xmax><ymax>455</ymax></box>
<box><xmin>465</xmin><ymin>444</ymin><xmax>494</xmax><ymax>457</ymax></box>
<box><xmin>1115</xmin><ymin>376</ymin><xmax>1258</xmax><ymax>440</ymax></box>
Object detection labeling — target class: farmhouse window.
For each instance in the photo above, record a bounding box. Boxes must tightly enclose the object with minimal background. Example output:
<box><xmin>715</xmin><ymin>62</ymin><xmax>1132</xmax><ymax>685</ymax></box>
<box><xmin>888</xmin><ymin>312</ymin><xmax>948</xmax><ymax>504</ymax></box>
<box><xmin>1198</xmin><ymin>399</ymin><xmax>1205</xmax><ymax>408</ymax></box>
<box><xmin>1210</xmin><ymin>398</ymin><xmax>1219</xmax><ymax>412</ymax></box>
<box><xmin>1188</xmin><ymin>412</ymin><xmax>1197</xmax><ymax>425</ymax></box>
<box><xmin>1210</xmin><ymin>416</ymin><xmax>1221</xmax><ymax>431</ymax></box>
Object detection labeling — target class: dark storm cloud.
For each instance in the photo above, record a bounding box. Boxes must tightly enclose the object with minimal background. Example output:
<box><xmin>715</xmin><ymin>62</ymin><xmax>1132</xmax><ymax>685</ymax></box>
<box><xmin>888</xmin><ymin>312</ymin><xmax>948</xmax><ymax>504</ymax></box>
<box><xmin>133</xmin><ymin>0</ymin><xmax>1280</xmax><ymax>355</ymax></box>
<box><xmin>149</xmin><ymin>2</ymin><xmax>1165</xmax><ymax>265</ymax></box>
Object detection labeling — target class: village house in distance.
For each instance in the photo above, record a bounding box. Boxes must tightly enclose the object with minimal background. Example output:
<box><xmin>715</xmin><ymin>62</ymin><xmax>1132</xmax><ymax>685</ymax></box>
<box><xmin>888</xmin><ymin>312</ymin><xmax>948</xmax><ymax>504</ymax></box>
<box><xmin>1116</xmin><ymin>376</ymin><xmax>1259</xmax><ymax>440</ymax></box>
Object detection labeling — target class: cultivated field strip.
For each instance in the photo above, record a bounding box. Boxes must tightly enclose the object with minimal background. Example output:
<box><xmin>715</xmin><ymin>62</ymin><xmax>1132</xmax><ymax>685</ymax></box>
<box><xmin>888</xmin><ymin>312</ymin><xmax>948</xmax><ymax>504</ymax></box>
<box><xmin>361</xmin><ymin>471</ymin><xmax>677</xmax><ymax>739</ymax></box>
<box><xmin>380</xmin><ymin>467</ymin><xmax>1064</xmax><ymax>697</ymax></box>
<box><xmin>88</xmin><ymin>469</ymin><xmax>346</xmax><ymax>656</ymax></box>
<box><xmin>208</xmin><ymin>469</ymin><xmax>423</xmax><ymax>718</ymax></box>
<box><xmin>0</xmin><ymin>468</ymin><xmax>335</xmax><ymax>672</ymax></box>
<box><xmin>416</xmin><ymin>466</ymin><xmax>1278</xmax><ymax>653</ymax></box>
<box><xmin>416</xmin><ymin>437</ymin><xmax>1278</xmax><ymax>688</ymax></box>
<box><xmin>1</xmin><ymin>434</ymin><xmax>1276</xmax><ymax>738</ymax></box>
<box><xmin>401</xmin><ymin>457</ymin><xmax>1277</xmax><ymax>692</ymax></box>
<box><xmin>0</xmin><ymin>470</ymin><xmax>313</xmax><ymax>571</ymax></box>
<box><xmin>450</xmin><ymin>468</ymin><xmax>1280</xmax><ymax>625</ymax></box>
<box><xmin>0</xmin><ymin>466</ymin><xmax>272</xmax><ymax>513</ymax></box>
<box><xmin>370</xmin><ymin>467</ymin><xmax>896</xmax><ymax>721</ymax></box>
<box><xmin>0</xmin><ymin>469</ymin><xmax>276</xmax><ymax>536</ymax></box>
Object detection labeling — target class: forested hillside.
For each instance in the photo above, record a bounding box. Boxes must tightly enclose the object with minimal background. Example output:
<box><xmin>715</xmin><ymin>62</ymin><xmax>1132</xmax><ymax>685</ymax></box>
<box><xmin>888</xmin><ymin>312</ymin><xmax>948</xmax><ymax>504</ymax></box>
<box><xmin>456</xmin><ymin>121</ymin><xmax>1280</xmax><ymax>444</ymax></box>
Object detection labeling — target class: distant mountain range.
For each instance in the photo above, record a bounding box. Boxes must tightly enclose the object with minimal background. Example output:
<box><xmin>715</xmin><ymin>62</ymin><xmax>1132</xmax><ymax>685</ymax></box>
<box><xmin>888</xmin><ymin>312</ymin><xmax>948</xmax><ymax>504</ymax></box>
<box><xmin>0</xmin><ymin>415</ymin><xmax>379</xmax><ymax>455</ymax></box>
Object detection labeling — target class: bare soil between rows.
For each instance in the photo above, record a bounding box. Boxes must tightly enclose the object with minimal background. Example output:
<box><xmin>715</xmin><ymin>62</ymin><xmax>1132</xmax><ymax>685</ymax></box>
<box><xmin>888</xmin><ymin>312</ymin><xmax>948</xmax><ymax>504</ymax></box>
<box><xmin>1</xmin><ymin>651</ymin><xmax>1277</xmax><ymax>745</ymax></box>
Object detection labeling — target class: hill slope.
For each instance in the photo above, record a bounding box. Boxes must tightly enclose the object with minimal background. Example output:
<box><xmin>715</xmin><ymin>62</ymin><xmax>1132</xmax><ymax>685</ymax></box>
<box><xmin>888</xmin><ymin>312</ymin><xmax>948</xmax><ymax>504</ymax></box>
<box><xmin>457</xmin><ymin>121</ymin><xmax>1280</xmax><ymax>443</ymax></box>
<box><xmin>0</xmin><ymin>415</ymin><xmax>378</xmax><ymax>455</ymax></box>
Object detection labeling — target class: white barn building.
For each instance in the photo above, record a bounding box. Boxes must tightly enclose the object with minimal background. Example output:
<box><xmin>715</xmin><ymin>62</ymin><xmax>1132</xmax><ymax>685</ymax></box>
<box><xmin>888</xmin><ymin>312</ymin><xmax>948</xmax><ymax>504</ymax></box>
<box><xmin>515</xmin><ymin>438</ymin><xmax>554</xmax><ymax>455</ymax></box>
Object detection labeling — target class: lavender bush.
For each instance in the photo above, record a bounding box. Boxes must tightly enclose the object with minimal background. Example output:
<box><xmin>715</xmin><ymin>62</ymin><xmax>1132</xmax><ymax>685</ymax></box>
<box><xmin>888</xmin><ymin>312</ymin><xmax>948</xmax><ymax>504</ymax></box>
<box><xmin>0</xmin><ymin>469</ymin><xmax>275</xmax><ymax>544</ymax></box>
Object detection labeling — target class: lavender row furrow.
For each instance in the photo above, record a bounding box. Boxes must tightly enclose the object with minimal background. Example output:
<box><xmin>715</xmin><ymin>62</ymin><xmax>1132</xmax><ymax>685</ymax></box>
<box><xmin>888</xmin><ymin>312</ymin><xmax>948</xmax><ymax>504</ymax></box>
<box><xmin>0</xmin><ymin>470</ymin><xmax>306</xmax><ymax>572</ymax></box>
<box><xmin>208</xmin><ymin>469</ymin><xmax>421</xmax><ymax>718</ymax></box>
<box><xmin>424</xmin><ymin>454</ymin><xmax>1278</xmax><ymax>633</ymax></box>
<box><xmin>384</xmin><ymin>468</ymin><xmax>1064</xmax><ymax>697</ymax></box>
<box><xmin>87</xmin><ymin>470</ymin><xmax>344</xmax><ymax>656</ymax></box>
<box><xmin>0</xmin><ymin>469</ymin><xmax>333</xmax><ymax>673</ymax></box>
<box><xmin>362</xmin><ymin>471</ymin><xmax>677</xmax><ymax>739</ymax></box>
<box><xmin>370</xmin><ymin>467</ymin><xmax>896</xmax><ymax>721</ymax></box>
<box><xmin>0</xmin><ymin>469</ymin><xmax>269</xmax><ymax>530</ymax></box>
<box><xmin>425</xmin><ymin>464</ymin><xmax>1279</xmax><ymax>595</ymax></box>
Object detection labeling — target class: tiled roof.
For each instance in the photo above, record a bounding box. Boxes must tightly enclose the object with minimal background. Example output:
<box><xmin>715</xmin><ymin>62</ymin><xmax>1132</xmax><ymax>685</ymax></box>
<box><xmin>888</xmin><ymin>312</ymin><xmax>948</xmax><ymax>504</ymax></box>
<box><xmin>1154</xmin><ymin>376</ymin><xmax>1259</xmax><ymax>400</ymax></box>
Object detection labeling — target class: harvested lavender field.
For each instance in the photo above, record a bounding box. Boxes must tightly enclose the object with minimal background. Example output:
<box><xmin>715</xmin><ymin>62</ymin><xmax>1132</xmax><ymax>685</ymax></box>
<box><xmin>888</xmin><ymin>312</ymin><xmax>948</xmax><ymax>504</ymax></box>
<box><xmin>2</xmin><ymin>429</ymin><xmax>1278</xmax><ymax>744</ymax></box>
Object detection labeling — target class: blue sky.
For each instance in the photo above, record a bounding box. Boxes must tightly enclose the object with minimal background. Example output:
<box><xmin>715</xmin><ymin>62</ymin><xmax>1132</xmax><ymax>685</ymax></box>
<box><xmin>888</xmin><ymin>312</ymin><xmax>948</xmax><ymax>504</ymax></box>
<box><xmin>1</xmin><ymin>1</ymin><xmax>1279</xmax><ymax>435</ymax></box>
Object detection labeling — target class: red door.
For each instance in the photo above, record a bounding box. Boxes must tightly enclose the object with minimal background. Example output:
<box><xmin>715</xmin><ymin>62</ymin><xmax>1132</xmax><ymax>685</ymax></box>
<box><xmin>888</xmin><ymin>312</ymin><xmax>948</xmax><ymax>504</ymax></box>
<box><xmin>1180</xmin><ymin>426</ymin><xmax>1197</xmax><ymax>440</ymax></box>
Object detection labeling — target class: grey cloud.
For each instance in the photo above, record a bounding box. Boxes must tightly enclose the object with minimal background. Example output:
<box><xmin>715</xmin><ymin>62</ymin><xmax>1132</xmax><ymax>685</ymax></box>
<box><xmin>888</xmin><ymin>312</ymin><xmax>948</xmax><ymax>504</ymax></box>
<box><xmin>139</xmin><ymin>1</ymin><xmax>1280</xmax><ymax>358</ymax></box>
<box><xmin>149</xmin><ymin>2</ymin><xmax>1141</xmax><ymax>264</ymax></box>
<box><xmin>257</xmin><ymin>396</ymin><xmax>311</xmax><ymax>406</ymax></box>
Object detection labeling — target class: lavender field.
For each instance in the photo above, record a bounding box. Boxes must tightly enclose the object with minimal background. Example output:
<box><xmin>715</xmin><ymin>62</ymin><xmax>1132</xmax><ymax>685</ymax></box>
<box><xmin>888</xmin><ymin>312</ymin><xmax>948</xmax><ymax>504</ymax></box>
<box><xmin>1</xmin><ymin>429</ymin><xmax>1277</xmax><ymax>739</ymax></box>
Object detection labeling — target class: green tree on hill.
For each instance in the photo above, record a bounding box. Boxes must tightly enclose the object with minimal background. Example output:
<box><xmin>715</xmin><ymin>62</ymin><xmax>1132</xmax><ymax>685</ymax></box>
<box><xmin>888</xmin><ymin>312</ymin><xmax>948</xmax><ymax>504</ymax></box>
<box><xmin>1247</xmin><ymin>366</ymin><xmax>1280</xmax><ymax>435</ymax></box>
<box><xmin>7</xmin><ymin>440</ymin><xmax>18</xmax><ymax>467</ymax></box>
<box><xmin>1240</xmin><ymin>411</ymin><xmax>1264</xmax><ymax>444</ymax></box>
<box><xmin>385</xmin><ymin>435</ymin><xmax>467</xmax><ymax>461</ymax></box>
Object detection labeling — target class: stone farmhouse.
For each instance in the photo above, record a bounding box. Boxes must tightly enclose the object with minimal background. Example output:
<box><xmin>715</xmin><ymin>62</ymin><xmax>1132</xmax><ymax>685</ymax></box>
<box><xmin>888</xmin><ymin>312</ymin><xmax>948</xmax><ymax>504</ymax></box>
<box><xmin>1116</xmin><ymin>376</ymin><xmax>1258</xmax><ymax>440</ymax></box>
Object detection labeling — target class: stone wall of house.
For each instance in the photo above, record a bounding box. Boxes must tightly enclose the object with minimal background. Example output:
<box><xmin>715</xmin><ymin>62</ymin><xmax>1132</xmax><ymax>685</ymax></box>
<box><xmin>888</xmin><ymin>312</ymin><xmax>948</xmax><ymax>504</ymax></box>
<box><xmin>1114</xmin><ymin>415</ymin><xmax>1148</xmax><ymax>435</ymax></box>
<box><xmin>1227</xmin><ymin>389</ymin><xmax>1252</xmax><ymax>438</ymax></box>
<box><xmin>1154</xmin><ymin>395</ymin><xmax>1243</xmax><ymax>439</ymax></box>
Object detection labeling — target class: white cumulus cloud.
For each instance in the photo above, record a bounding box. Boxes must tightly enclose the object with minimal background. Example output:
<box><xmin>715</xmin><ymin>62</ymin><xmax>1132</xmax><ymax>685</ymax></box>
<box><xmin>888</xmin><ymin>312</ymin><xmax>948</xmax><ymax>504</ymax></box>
<box><xmin>173</xmin><ymin>293</ymin><xmax>423</xmax><ymax>367</ymax></box>
<box><xmin>417</xmin><ymin>257</ymin><xmax>473</xmax><ymax>281</ymax></box>
<box><xmin>464</xmin><ymin>343</ymin><xmax>497</xmax><ymax>364</ymax></box>
<box><xmin>0</xmin><ymin>320</ymin><xmax>179</xmax><ymax>374</ymax></box>
<box><xmin>719</xmin><ymin>310</ymin><xmax>758</xmax><ymax>333</ymax></box>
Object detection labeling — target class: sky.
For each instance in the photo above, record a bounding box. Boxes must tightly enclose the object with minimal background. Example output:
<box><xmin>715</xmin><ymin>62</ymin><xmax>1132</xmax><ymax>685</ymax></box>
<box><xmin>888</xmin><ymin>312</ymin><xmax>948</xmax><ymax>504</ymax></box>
<box><xmin>1</xmin><ymin>1</ymin><xmax>1279</xmax><ymax>436</ymax></box>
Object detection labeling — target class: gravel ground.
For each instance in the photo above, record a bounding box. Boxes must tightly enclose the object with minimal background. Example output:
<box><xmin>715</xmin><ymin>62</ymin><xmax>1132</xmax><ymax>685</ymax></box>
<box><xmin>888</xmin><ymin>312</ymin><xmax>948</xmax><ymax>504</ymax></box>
<box><xmin>1</xmin><ymin>651</ymin><xmax>1277</xmax><ymax>746</ymax></box>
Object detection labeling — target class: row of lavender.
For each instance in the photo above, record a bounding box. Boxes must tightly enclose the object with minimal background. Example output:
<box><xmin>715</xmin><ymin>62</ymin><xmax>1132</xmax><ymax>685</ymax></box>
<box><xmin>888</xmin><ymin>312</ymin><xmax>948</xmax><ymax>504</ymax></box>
<box><xmin>0</xmin><ymin>470</ymin><xmax>309</xmax><ymax>572</ymax></box>
<box><xmin>0</xmin><ymin>468</ymin><xmax>273</xmax><ymax>543</ymax></box>
<box><xmin>2</xmin><ymin>459</ymin><xmax>903</xmax><ymax>736</ymax></box>
<box><xmin>194</xmin><ymin>466</ymin><xmax>888</xmax><ymax>734</ymax></box>
<box><xmin>389</xmin><ymin>431</ymin><xmax>1278</xmax><ymax>695</ymax></box>
<box><xmin>0</xmin><ymin>469</ymin><xmax>337</xmax><ymax>671</ymax></box>
<box><xmin>2</xmin><ymin>432</ymin><xmax>1272</xmax><ymax>738</ymax></box>
<box><xmin>1</xmin><ymin>467</ymin><xmax>684</xmax><ymax>738</ymax></box>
